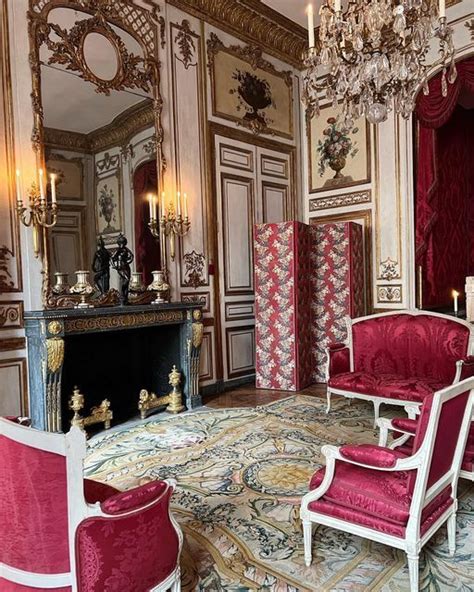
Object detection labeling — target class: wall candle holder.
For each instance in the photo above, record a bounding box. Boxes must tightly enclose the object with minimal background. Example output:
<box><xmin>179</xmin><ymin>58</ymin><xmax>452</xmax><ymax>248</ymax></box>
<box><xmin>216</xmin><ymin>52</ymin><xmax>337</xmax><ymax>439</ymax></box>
<box><xmin>15</xmin><ymin>170</ymin><xmax>59</xmax><ymax>306</ymax></box>
<box><xmin>148</xmin><ymin>191</ymin><xmax>190</xmax><ymax>262</ymax></box>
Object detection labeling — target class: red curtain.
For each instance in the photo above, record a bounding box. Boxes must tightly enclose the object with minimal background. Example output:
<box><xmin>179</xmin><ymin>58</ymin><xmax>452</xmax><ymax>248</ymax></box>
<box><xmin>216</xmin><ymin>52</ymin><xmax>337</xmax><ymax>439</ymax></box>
<box><xmin>415</xmin><ymin>58</ymin><xmax>474</xmax><ymax>308</ymax></box>
<box><xmin>133</xmin><ymin>160</ymin><xmax>160</xmax><ymax>285</ymax></box>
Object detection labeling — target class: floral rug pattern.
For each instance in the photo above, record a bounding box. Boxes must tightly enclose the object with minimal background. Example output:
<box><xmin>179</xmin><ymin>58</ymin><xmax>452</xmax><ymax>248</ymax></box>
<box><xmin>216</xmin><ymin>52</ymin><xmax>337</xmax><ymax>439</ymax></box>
<box><xmin>85</xmin><ymin>396</ymin><xmax>474</xmax><ymax>591</ymax></box>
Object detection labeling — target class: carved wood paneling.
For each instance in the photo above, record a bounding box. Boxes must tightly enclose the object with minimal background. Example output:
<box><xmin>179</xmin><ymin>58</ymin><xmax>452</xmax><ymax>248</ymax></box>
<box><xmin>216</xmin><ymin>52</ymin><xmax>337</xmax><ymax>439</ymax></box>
<box><xmin>262</xmin><ymin>181</ymin><xmax>288</xmax><ymax>223</ymax></box>
<box><xmin>199</xmin><ymin>329</ymin><xmax>214</xmax><ymax>382</ymax></box>
<box><xmin>221</xmin><ymin>173</ymin><xmax>254</xmax><ymax>295</ymax></box>
<box><xmin>50</xmin><ymin>206</ymin><xmax>88</xmax><ymax>278</ymax></box>
<box><xmin>225</xmin><ymin>325</ymin><xmax>255</xmax><ymax>379</ymax></box>
<box><xmin>225</xmin><ymin>301</ymin><xmax>255</xmax><ymax>322</ymax></box>
<box><xmin>260</xmin><ymin>154</ymin><xmax>289</xmax><ymax>179</ymax></box>
<box><xmin>0</xmin><ymin>301</ymin><xmax>24</xmax><ymax>330</ymax></box>
<box><xmin>0</xmin><ymin>356</ymin><xmax>28</xmax><ymax>416</ymax></box>
<box><xmin>219</xmin><ymin>144</ymin><xmax>254</xmax><ymax>172</ymax></box>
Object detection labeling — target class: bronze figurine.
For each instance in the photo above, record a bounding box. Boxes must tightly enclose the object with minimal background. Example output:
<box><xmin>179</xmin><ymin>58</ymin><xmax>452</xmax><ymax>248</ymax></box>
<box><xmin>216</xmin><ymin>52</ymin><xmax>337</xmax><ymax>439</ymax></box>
<box><xmin>111</xmin><ymin>234</ymin><xmax>134</xmax><ymax>305</ymax></box>
<box><xmin>92</xmin><ymin>236</ymin><xmax>110</xmax><ymax>295</ymax></box>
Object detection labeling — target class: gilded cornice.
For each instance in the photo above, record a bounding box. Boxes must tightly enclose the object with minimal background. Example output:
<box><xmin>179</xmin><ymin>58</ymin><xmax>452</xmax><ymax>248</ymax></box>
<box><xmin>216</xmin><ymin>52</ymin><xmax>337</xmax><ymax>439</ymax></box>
<box><xmin>44</xmin><ymin>100</ymin><xmax>154</xmax><ymax>153</ymax></box>
<box><xmin>165</xmin><ymin>0</ymin><xmax>307</xmax><ymax>69</ymax></box>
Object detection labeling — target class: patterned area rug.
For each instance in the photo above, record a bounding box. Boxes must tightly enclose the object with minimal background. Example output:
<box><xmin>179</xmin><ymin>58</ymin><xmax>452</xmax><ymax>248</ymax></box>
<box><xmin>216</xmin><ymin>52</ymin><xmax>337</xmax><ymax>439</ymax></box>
<box><xmin>85</xmin><ymin>396</ymin><xmax>474</xmax><ymax>591</ymax></box>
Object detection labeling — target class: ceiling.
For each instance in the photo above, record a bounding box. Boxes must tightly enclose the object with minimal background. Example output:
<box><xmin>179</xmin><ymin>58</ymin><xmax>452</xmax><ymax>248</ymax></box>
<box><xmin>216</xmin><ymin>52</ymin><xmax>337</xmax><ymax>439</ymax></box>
<box><xmin>262</xmin><ymin>0</ymin><xmax>312</xmax><ymax>28</ymax></box>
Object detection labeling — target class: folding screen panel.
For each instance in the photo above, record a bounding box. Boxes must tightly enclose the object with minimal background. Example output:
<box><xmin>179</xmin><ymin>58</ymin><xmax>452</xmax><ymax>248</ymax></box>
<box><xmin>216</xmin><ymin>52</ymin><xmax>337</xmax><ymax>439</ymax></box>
<box><xmin>254</xmin><ymin>221</ymin><xmax>364</xmax><ymax>389</ymax></box>
<box><xmin>254</xmin><ymin>221</ymin><xmax>312</xmax><ymax>391</ymax></box>
<box><xmin>310</xmin><ymin>222</ymin><xmax>365</xmax><ymax>383</ymax></box>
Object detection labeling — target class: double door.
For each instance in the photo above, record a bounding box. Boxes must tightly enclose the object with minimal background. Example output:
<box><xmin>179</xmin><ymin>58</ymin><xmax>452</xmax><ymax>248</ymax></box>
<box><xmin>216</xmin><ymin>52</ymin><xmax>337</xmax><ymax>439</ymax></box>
<box><xmin>214</xmin><ymin>130</ymin><xmax>295</xmax><ymax>382</ymax></box>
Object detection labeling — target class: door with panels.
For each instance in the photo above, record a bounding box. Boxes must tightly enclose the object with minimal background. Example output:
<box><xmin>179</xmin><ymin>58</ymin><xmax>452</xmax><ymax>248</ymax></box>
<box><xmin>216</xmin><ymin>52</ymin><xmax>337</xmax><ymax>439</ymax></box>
<box><xmin>214</xmin><ymin>130</ymin><xmax>294</xmax><ymax>383</ymax></box>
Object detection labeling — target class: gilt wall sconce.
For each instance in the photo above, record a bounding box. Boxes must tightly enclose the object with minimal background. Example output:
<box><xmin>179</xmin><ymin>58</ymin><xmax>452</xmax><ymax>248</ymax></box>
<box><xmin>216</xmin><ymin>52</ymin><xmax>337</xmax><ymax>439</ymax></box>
<box><xmin>148</xmin><ymin>191</ymin><xmax>191</xmax><ymax>262</ymax></box>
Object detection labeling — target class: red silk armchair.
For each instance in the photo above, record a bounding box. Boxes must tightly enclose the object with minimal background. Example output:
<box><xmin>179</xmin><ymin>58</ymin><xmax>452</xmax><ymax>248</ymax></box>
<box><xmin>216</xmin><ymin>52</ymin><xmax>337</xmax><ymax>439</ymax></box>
<box><xmin>326</xmin><ymin>310</ymin><xmax>474</xmax><ymax>423</ymax></box>
<box><xmin>0</xmin><ymin>417</ymin><xmax>182</xmax><ymax>592</ymax></box>
<box><xmin>301</xmin><ymin>378</ymin><xmax>474</xmax><ymax>592</ymax></box>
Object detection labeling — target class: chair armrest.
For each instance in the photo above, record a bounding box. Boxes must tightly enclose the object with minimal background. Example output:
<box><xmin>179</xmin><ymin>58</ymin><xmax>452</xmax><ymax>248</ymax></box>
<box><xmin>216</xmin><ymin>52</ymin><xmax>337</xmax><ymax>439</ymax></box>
<box><xmin>377</xmin><ymin>417</ymin><xmax>418</xmax><ymax>448</ymax></box>
<box><xmin>4</xmin><ymin>416</ymin><xmax>31</xmax><ymax>426</ymax></box>
<box><xmin>76</xmin><ymin>479</ymin><xmax>182</xmax><ymax>590</ymax></box>
<box><xmin>327</xmin><ymin>343</ymin><xmax>350</xmax><ymax>378</ymax></box>
<box><xmin>340</xmin><ymin>444</ymin><xmax>405</xmax><ymax>468</ymax></box>
<box><xmin>455</xmin><ymin>356</ymin><xmax>474</xmax><ymax>382</ymax></box>
<box><xmin>101</xmin><ymin>480</ymin><xmax>174</xmax><ymax>515</ymax></box>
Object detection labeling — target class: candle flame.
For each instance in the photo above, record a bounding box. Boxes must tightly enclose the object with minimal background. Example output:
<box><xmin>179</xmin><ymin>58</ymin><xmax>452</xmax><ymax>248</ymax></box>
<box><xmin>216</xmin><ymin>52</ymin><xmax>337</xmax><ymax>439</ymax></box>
<box><xmin>307</xmin><ymin>4</ymin><xmax>313</xmax><ymax>15</ymax></box>
<box><xmin>452</xmin><ymin>290</ymin><xmax>459</xmax><ymax>297</ymax></box>
<box><xmin>16</xmin><ymin>169</ymin><xmax>20</xmax><ymax>177</ymax></box>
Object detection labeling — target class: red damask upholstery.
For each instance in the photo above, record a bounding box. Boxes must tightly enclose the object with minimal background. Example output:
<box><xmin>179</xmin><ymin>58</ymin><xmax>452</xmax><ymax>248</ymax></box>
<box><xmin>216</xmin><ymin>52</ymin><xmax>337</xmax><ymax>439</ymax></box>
<box><xmin>351</xmin><ymin>314</ymin><xmax>470</xmax><ymax>383</ymax></box>
<box><xmin>329</xmin><ymin>372</ymin><xmax>445</xmax><ymax>402</ymax></box>
<box><xmin>328</xmin><ymin>313</ymin><xmax>472</xmax><ymax>414</ymax></box>
<box><xmin>0</xmin><ymin>418</ymin><xmax>182</xmax><ymax>591</ymax></box>
<box><xmin>340</xmin><ymin>444</ymin><xmax>404</xmax><ymax>468</ymax></box>
<box><xmin>327</xmin><ymin>343</ymin><xmax>350</xmax><ymax>377</ymax></box>
<box><xmin>76</xmin><ymin>484</ymin><xmax>179</xmax><ymax>591</ymax></box>
<box><xmin>308</xmin><ymin>464</ymin><xmax>452</xmax><ymax>536</ymax></box>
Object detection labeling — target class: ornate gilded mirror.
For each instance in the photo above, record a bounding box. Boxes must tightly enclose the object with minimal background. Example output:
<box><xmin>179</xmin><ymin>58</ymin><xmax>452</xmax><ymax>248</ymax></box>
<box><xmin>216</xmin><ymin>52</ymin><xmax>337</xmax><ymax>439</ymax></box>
<box><xmin>28</xmin><ymin>0</ymin><xmax>164</xmax><ymax>304</ymax></box>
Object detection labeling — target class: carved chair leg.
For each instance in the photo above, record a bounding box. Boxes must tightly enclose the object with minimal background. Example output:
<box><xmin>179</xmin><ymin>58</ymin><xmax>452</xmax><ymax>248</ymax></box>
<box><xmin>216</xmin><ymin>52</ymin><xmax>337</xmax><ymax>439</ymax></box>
<box><xmin>447</xmin><ymin>513</ymin><xmax>456</xmax><ymax>556</ymax></box>
<box><xmin>303</xmin><ymin>520</ymin><xmax>313</xmax><ymax>567</ymax></box>
<box><xmin>326</xmin><ymin>390</ymin><xmax>332</xmax><ymax>414</ymax></box>
<box><xmin>407</xmin><ymin>553</ymin><xmax>419</xmax><ymax>592</ymax></box>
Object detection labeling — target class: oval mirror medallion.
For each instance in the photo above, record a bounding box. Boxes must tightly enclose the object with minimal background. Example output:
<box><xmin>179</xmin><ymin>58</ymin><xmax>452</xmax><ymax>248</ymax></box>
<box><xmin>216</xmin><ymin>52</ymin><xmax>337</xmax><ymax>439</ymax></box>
<box><xmin>82</xmin><ymin>32</ymin><xmax>119</xmax><ymax>82</ymax></box>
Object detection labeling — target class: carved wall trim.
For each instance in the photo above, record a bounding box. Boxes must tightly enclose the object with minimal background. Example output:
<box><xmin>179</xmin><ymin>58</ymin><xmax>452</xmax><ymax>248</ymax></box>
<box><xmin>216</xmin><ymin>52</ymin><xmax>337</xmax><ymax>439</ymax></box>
<box><xmin>377</xmin><ymin>284</ymin><xmax>403</xmax><ymax>304</ymax></box>
<box><xmin>182</xmin><ymin>251</ymin><xmax>207</xmax><ymax>288</ymax></box>
<box><xmin>0</xmin><ymin>301</ymin><xmax>24</xmax><ymax>330</ymax></box>
<box><xmin>207</xmin><ymin>32</ymin><xmax>293</xmax><ymax>86</ymax></box>
<box><xmin>166</xmin><ymin>0</ymin><xmax>306</xmax><ymax>69</ymax></box>
<box><xmin>0</xmin><ymin>338</ymin><xmax>26</xmax><ymax>352</ymax></box>
<box><xmin>309</xmin><ymin>189</ymin><xmax>372</xmax><ymax>212</ymax></box>
<box><xmin>44</xmin><ymin>100</ymin><xmax>154</xmax><ymax>154</ymax></box>
<box><xmin>379</xmin><ymin>257</ymin><xmax>400</xmax><ymax>282</ymax></box>
<box><xmin>174</xmin><ymin>19</ymin><xmax>197</xmax><ymax>69</ymax></box>
<box><xmin>466</xmin><ymin>19</ymin><xmax>474</xmax><ymax>41</ymax></box>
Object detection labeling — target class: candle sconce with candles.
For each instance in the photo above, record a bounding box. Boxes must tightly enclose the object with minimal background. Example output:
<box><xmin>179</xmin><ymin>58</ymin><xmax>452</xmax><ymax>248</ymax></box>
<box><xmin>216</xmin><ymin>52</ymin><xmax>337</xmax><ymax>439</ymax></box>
<box><xmin>148</xmin><ymin>190</ymin><xmax>190</xmax><ymax>262</ymax></box>
<box><xmin>15</xmin><ymin>169</ymin><xmax>58</xmax><ymax>259</ymax></box>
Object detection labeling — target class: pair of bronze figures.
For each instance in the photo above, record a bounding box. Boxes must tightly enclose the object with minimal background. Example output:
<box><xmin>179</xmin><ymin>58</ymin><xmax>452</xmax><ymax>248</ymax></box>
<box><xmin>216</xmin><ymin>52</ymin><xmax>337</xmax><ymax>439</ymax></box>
<box><xmin>92</xmin><ymin>234</ymin><xmax>134</xmax><ymax>305</ymax></box>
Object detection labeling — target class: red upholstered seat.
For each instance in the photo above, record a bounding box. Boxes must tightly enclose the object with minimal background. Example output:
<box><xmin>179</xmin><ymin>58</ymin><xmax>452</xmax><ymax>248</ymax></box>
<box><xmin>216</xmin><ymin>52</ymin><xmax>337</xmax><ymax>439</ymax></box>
<box><xmin>0</xmin><ymin>417</ymin><xmax>182</xmax><ymax>592</ymax></box>
<box><xmin>308</xmin><ymin>463</ymin><xmax>453</xmax><ymax>537</ymax></box>
<box><xmin>329</xmin><ymin>372</ymin><xmax>445</xmax><ymax>403</ymax></box>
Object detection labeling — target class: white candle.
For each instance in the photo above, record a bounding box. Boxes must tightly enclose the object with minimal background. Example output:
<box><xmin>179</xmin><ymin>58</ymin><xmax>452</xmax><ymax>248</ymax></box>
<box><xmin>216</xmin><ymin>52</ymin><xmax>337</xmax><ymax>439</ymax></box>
<box><xmin>15</xmin><ymin>170</ymin><xmax>22</xmax><ymax>205</ymax></box>
<box><xmin>148</xmin><ymin>193</ymin><xmax>154</xmax><ymax>220</ymax></box>
<box><xmin>335</xmin><ymin>0</ymin><xmax>341</xmax><ymax>12</ymax></box>
<box><xmin>307</xmin><ymin>4</ymin><xmax>315</xmax><ymax>48</ymax></box>
<box><xmin>153</xmin><ymin>194</ymin><xmax>157</xmax><ymax>220</ymax></box>
<box><xmin>50</xmin><ymin>173</ymin><xmax>57</xmax><ymax>205</ymax></box>
<box><xmin>453</xmin><ymin>290</ymin><xmax>459</xmax><ymax>314</ymax></box>
<box><xmin>161</xmin><ymin>191</ymin><xmax>166</xmax><ymax>218</ymax></box>
<box><xmin>177</xmin><ymin>191</ymin><xmax>181</xmax><ymax>217</ymax></box>
<box><xmin>39</xmin><ymin>168</ymin><xmax>45</xmax><ymax>202</ymax></box>
<box><xmin>184</xmin><ymin>192</ymin><xmax>188</xmax><ymax>219</ymax></box>
<box><xmin>439</xmin><ymin>0</ymin><xmax>445</xmax><ymax>18</ymax></box>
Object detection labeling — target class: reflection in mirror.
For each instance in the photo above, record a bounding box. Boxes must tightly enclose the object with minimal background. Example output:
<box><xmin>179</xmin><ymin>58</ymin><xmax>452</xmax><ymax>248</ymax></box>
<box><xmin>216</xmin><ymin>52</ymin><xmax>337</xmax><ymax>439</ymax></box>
<box><xmin>32</xmin><ymin>4</ymin><xmax>161</xmax><ymax>299</ymax></box>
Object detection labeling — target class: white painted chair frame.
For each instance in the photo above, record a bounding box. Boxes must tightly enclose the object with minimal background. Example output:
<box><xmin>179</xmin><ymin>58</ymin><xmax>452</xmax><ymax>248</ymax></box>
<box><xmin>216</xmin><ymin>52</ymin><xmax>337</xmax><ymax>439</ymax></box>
<box><xmin>301</xmin><ymin>378</ymin><xmax>474</xmax><ymax>592</ymax></box>
<box><xmin>326</xmin><ymin>310</ymin><xmax>474</xmax><ymax>424</ymax></box>
<box><xmin>0</xmin><ymin>419</ymin><xmax>183</xmax><ymax>592</ymax></box>
<box><xmin>378</xmin><ymin>410</ymin><xmax>474</xmax><ymax>483</ymax></box>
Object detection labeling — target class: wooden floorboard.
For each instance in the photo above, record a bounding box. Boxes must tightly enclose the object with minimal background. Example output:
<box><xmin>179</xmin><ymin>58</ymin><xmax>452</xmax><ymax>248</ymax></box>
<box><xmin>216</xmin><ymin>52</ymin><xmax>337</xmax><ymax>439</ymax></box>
<box><xmin>204</xmin><ymin>381</ymin><xmax>327</xmax><ymax>409</ymax></box>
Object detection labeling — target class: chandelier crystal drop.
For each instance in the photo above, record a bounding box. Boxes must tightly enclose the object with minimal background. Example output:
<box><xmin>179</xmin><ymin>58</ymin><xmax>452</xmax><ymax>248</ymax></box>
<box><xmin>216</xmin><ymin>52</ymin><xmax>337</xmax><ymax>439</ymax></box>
<box><xmin>303</xmin><ymin>1</ymin><xmax>456</xmax><ymax>126</ymax></box>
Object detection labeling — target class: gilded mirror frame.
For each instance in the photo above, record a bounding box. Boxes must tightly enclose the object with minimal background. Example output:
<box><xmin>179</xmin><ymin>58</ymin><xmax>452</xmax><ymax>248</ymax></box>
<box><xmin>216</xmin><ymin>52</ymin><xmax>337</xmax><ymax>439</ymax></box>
<box><xmin>27</xmin><ymin>0</ymin><xmax>166</xmax><ymax>304</ymax></box>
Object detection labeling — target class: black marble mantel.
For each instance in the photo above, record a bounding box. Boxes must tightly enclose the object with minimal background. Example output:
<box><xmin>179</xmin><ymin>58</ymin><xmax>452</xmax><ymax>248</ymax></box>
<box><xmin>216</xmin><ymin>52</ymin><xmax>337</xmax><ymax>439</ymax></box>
<box><xmin>24</xmin><ymin>303</ymin><xmax>203</xmax><ymax>432</ymax></box>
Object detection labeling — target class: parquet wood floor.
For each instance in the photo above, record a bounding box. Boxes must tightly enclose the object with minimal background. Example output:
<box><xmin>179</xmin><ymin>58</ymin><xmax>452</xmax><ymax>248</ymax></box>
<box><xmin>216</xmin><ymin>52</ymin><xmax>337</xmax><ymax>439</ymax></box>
<box><xmin>204</xmin><ymin>381</ymin><xmax>327</xmax><ymax>409</ymax></box>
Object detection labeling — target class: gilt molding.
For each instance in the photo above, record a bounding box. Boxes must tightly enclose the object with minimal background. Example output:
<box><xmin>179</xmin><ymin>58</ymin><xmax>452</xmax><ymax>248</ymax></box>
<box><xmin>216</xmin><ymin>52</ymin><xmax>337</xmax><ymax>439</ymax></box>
<box><xmin>166</xmin><ymin>0</ymin><xmax>306</xmax><ymax>69</ymax></box>
<box><xmin>44</xmin><ymin>100</ymin><xmax>154</xmax><ymax>154</ymax></box>
<box><xmin>174</xmin><ymin>19</ymin><xmax>197</xmax><ymax>69</ymax></box>
<box><xmin>309</xmin><ymin>190</ymin><xmax>372</xmax><ymax>212</ymax></box>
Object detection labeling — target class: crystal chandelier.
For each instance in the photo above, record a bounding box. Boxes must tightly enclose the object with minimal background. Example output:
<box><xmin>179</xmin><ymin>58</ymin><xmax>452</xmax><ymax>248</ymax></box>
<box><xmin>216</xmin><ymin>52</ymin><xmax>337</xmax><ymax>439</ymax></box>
<box><xmin>303</xmin><ymin>1</ymin><xmax>456</xmax><ymax>126</ymax></box>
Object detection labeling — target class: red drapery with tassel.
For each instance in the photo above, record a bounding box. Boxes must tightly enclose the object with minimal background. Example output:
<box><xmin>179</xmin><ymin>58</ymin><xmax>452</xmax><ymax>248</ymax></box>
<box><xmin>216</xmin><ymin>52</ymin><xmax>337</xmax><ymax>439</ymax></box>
<box><xmin>415</xmin><ymin>58</ymin><xmax>474</xmax><ymax>308</ymax></box>
<box><xmin>133</xmin><ymin>160</ymin><xmax>160</xmax><ymax>286</ymax></box>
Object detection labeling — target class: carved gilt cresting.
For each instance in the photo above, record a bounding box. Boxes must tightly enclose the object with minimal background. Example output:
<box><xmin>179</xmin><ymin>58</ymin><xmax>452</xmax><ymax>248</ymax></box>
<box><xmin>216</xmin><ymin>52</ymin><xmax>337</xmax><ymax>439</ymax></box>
<box><xmin>27</xmin><ymin>0</ymin><xmax>167</xmax><ymax>306</ymax></box>
<box><xmin>138</xmin><ymin>365</ymin><xmax>185</xmax><ymax>419</ymax></box>
<box><xmin>69</xmin><ymin>386</ymin><xmax>113</xmax><ymax>434</ymax></box>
